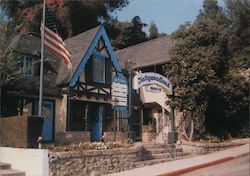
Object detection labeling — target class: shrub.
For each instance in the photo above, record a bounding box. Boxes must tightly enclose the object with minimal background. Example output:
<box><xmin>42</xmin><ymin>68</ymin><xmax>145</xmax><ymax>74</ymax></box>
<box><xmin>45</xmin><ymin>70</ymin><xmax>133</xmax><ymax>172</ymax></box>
<box><xmin>48</xmin><ymin>139</ymin><xmax>134</xmax><ymax>152</ymax></box>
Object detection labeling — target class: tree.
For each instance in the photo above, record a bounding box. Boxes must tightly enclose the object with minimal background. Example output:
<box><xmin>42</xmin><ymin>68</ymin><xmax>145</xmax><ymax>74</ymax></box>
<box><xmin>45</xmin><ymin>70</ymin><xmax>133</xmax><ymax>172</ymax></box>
<box><xmin>0</xmin><ymin>17</ymin><xmax>20</xmax><ymax>87</ymax></box>
<box><xmin>164</xmin><ymin>0</ymin><xmax>249</xmax><ymax>137</ymax></box>
<box><xmin>127</xmin><ymin>16</ymin><xmax>148</xmax><ymax>46</ymax></box>
<box><xmin>197</xmin><ymin>0</ymin><xmax>227</xmax><ymax>24</ymax></box>
<box><xmin>0</xmin><ymin>0</ymin><xmax>129</xmax><ymax>38</ymax></box>
<box><xmin>106</xmin><ymin>16</ymin><xmax>148</xmax><ymax>49</ymax></box>
<box><xmin>149</xmin><ymin>20</ymin><xmax>159</xmax><ymax>39</ymax></box>
<box><xmin>219</xmin><ymin>0</ymin><xmax>250</xmax><ymax>136</ymax></box>
<box><xmin>164</xmin><ymin>18</ymin><xmax>229</xmax><ymax>112</ymax></box>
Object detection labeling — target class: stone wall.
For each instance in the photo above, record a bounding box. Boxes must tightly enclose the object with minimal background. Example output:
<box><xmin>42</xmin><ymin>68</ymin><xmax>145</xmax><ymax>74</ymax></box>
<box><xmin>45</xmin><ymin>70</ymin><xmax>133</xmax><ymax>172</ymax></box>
<box><xmin>182</xmin><ymin>140</ymin><xmax>248</xmax><ymax>154</ymax></box>
<box><xmin>49</xmin><ymin>145</ymin><xmax>144</xmax><ymax>176</ymax></box>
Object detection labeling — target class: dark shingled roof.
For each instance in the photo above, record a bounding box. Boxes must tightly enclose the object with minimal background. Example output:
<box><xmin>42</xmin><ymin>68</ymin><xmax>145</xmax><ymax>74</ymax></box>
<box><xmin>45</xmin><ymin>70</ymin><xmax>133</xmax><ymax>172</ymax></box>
<box><xmin>56</xmin><ymin>26</ymin><xmax>100</xmax><ymax>86</ymax></box>
<box><xmin>8</xmin><ymin>33</ymin><xmax>62</xmax><ymax>97</ymax></box>
<box><xmin>10</xmin><ymin>34</ymin><xmax>41</xmax><ymax>55</ymax></box>
<box><xmin>115</xmin><ymin>35</ymin><xmax>175</xmax><ymax>69</ymax></box>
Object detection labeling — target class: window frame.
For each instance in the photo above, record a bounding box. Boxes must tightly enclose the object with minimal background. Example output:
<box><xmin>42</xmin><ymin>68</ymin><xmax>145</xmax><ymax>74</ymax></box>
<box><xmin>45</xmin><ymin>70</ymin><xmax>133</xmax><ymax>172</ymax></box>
<box><xmin>21</xmin><ymin>55</ymin><xmax>34</xmax><ymax>76</ymax></box>
<box><xmin>92</xmin><ymin>52</ymin><xmax>106</xmax><ymax>84</ymax></box>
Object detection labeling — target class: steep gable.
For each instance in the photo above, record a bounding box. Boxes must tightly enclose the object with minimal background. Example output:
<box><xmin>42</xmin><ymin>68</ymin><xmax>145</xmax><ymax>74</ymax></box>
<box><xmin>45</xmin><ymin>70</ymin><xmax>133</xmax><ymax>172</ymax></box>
<box><xmin>56</xmin><ymin>25</ymin><xmax>126</xmax><ymax>87</ymax></box>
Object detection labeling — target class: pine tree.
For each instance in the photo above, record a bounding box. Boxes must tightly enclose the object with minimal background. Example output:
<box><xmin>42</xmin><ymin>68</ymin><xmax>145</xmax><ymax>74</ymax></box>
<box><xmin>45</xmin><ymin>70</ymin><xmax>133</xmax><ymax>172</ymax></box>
<box><xmin>149</xmin><ymin>20</ymin><xmax>159</xmax><ymax>39</ymax></box>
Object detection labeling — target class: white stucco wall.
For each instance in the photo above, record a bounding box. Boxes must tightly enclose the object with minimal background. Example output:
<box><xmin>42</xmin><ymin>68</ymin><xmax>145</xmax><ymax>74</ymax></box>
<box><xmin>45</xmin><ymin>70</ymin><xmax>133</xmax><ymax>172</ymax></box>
<box><xmin>55</xmin><ymin>95</ymin><xmax>67</xmax><ymax>134</ymax></box>
<box><xmin>0</xmin><ymin>147</ymin><xmax>48</xmax><ymax>176</ymax></box>
<box><xmin>140</xmin><ymin>86</ymin><xmax>171</xmax><ymax>112</ymax></box>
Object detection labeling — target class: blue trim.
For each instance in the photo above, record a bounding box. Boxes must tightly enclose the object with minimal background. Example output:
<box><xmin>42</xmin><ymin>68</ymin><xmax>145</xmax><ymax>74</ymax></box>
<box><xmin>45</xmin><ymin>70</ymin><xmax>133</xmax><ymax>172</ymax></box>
<box><xmin>69</xmin><ymin>25</ymin><xmax>127</xmax><ymax>87</ymax></box>
<box><xmin>114</xmin><ymin>106</ymin><xmax>128</xmax><ymax>111</ymax></box>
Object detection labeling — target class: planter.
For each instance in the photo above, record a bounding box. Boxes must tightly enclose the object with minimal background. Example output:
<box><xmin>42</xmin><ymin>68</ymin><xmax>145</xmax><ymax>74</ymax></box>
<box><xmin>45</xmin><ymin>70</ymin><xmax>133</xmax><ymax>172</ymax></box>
<box><xmin>142</xmin><ymin>132</ymin><xmax>156</xmax><ymax>142</ymax></box>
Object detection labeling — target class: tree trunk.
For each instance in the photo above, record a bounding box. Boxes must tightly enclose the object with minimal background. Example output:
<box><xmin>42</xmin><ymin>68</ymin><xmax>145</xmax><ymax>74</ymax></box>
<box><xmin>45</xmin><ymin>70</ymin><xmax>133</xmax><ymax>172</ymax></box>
<box><xmin>182</xmin><ymin>111</ymin><xmax>194</xmax><ymax>141</ymax></box>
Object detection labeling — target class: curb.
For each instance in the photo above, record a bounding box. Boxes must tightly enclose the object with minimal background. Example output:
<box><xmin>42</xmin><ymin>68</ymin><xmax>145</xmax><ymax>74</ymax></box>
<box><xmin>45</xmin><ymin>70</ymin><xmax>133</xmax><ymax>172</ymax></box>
<box><xmin>158</xmin><ymin>156</ymin><xmax>235</xmax><ymax>176</ymax></box>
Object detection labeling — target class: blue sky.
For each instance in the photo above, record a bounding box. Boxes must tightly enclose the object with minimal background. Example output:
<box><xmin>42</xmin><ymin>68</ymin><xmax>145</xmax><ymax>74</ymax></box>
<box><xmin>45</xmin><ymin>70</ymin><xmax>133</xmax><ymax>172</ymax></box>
<box><xmin>114</xmin><ymin>0</ymin><xmax>224</xmax><ymax>35</ymax></box>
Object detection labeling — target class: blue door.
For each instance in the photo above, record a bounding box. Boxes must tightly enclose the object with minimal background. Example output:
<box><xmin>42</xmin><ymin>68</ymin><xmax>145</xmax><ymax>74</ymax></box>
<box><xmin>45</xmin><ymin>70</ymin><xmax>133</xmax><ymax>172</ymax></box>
<box><xmin>91</xmin><ymin>105</ymin><xmax>103</xmax><ymax>141</ymax></box>
<box><xmin>41</xmin><ymin>101</ymin><xmax>54</xmax><ymax>141</ymax></box>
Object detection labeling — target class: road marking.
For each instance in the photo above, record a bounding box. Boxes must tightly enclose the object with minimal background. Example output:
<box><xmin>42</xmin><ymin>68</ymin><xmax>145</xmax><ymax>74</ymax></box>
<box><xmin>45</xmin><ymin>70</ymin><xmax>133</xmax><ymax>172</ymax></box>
<box><xmin>158</xmin><ymin>157</ymin><xmax>235</xmax><ymax>176</ymax></box>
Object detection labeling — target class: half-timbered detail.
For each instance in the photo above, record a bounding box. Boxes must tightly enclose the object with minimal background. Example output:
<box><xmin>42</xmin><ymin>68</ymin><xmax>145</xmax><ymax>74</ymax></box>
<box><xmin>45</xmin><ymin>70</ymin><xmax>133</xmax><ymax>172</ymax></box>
<box><xmin>56</xmin><ymin>25</ymin><xmax>128</xmax><ymax>142</ymax></box>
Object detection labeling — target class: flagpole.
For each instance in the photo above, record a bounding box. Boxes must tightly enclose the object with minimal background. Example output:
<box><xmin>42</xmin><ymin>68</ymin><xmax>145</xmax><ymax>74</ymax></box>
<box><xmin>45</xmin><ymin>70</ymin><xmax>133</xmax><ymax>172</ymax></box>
<box><xmin>38</xmin><ymin>0</ymin><xmax>46</xmax><ymax>116</ymax></box>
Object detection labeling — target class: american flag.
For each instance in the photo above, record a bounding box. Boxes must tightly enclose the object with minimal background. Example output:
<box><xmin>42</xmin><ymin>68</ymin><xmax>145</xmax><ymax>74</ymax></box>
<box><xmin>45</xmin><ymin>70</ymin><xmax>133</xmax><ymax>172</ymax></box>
<box><xmin>41</xmin><ymin>7</ymin><xmax>72</xmax><ymax>69</ymax></box>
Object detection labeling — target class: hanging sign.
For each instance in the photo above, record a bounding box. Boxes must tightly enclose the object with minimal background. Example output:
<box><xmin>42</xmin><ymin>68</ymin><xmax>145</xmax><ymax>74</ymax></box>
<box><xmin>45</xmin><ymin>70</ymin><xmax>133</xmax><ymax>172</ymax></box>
<box><xmin>133</xmin><ymin>72</ymin><xmax>172</xmax><ymax>94</ymax></box>
<box><xmin>112</xmin><ymin>76</ymin><xmax>128</xmax><ymax>107</ymax></box>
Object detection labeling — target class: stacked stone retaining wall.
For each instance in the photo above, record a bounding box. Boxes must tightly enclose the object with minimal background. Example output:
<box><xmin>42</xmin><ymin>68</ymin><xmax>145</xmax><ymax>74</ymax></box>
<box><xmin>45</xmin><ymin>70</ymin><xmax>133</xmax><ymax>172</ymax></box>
<box><xmin>182</xmin><ymin>139</ymin><xmax>248</xmax><ymax>154</ymax></box>
<box><xmin>49</xmin><ymin>145</ymin><xmax>144</xmax><ymax>176</ymax></box>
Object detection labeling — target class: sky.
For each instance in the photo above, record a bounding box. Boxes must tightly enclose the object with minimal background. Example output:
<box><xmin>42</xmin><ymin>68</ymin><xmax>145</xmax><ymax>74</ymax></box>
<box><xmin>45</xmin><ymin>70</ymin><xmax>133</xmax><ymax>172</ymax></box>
<box><xmin>114</xmin><ymin>0</ymin><xmax>224</xmax><ymax>35</ymax></box>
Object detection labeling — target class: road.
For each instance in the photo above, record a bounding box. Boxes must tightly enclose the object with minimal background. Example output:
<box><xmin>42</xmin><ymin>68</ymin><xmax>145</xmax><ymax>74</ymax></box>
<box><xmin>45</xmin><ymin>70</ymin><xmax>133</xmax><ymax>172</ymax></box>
<box><xmin>181</xmin><ymin>155</ymin><xmax>250</xmax><ymax>176</ymax></box>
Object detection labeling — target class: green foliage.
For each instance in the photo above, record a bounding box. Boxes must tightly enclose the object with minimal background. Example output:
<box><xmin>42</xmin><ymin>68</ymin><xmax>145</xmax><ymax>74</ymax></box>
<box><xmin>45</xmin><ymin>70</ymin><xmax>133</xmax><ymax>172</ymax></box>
<box><xmin>164</xmin><ymin>18</ymin><xmax>229</xmax><ymax>112</ymax></box>
<box><xmin>0</xmin><ymin>17</ymin><xmax>21</xmax><ymax>87</ymax></box>
<box><xmin>164</xmin><ymin>0</ymin><xmax>249</xmax><ymax>137</ymax></box>
<box><xmin>226</xmin><ymin>0</ymin><xmax>250</xmax><ymax>51</ymax></box>
<box><xmin>149</xmin><ymin>20</ymin><xmax>159</xmax><ymax>39</ymax></box>
<box><xmin>197</xmin><ymin>0</ymin><xmax>228</xmax><ymax>25</ymax></box>
<box><xmin>0</xmin><ymin>0</ymin><xmax>129</xmax><ymax>38</ymax></box>
<box><xmin>0</xmin><ymin>0</ymin><xmax>151</xmax><ymax>49</ymax></box>
<box><xmin>106</xmin><ymin>16</ymin><xmax>148</xmax><ymax>49</ymax></box>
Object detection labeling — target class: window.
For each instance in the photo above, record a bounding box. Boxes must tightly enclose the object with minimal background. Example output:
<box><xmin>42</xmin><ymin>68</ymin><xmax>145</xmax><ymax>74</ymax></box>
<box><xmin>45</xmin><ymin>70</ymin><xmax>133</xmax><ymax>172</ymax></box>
<box><xmin>68</xmin><ymin>100</ymin><xmax>87</xmax><ymax>131</ymax></box>
<box><xmin>85</xmin><ymin>52</ymin><xmax>112</xmax><ymax>84</ymax></box>
<box><xmin>93</xmin><ymin>55</ymin><xmax>105</xmax><ymax>83</ymax></box>
<box><xmin>21</xmin><ymin>55</ymin><xmax>33</xmax><ymax>76</ymax></box>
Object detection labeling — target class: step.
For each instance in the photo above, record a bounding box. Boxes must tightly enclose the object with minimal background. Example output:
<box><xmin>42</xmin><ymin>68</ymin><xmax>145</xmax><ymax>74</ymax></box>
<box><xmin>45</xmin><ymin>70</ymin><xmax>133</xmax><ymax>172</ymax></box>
<box><xmin>171</xmin><ymin>152</ymin><xmax>184</xmax><ymax>158</ymax></box>
<box><xmin>0</xmin><ymin>163</ymin><xmax>11</xmax><ymax>170</ymax></box>
<box><xmin>142</xmin><ymin>144</ymin><xmax>165</xmax><ymax>150</ymax></box>
<box><xmin>143</xmin><ymin>158</ymin><xmax>173</xmax><ymax>165</ymax></box>
<box><xmin>135</xmin><ymin>158</ymin><xmax>173</xmax><ymax>168</ymax></box>
<box><xmin>0</xmin><ymin>169</ymin><xmax>25</xmax><ymax>176</ymax></box>
<box><xmin>143</xmin><ymin>153</ymin><xmax>171</xmax><ymax>160</ymax></box>
<box><xmin>143</xmin><ymin>144</ymin><xmax>175</xmax><ymax>150</ymax></box>
<box><xmin>143</xmin><ymin>148</ymin><xmax>167</xmax><ymax>154</ymax></box>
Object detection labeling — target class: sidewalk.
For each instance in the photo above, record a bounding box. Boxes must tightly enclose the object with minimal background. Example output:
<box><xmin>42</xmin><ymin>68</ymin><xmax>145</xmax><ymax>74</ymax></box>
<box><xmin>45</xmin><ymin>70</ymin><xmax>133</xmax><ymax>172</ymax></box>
<box><xmin>105</xmin><ymin>143</ymin><xmax>250</xmax><ymax>176</ymax></box>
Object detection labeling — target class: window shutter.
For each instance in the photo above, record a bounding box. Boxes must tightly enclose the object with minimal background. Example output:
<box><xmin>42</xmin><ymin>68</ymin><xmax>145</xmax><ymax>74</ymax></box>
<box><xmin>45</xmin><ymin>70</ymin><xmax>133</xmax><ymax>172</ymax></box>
<box><xmin>105</xmin><ymin>59</ymin><xmax>112</xmax><ymax>84</ymax></box>
<box><xmin>85</xmin><ymin>57</ymin><xmax>93</xmax><ymax>82</ymax></box>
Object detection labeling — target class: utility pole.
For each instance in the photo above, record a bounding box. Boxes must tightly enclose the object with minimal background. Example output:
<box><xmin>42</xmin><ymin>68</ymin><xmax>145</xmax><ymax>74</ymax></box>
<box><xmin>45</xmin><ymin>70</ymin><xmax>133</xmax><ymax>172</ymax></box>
<box><xmin>128</xmin><ymin>67</ymin><xmax>132</xmax><ymax>121</ymax></box>
<box><xmin>127</xmin><ymin>59</ymin><xmax>135</xmax><ymax>135</ymax></box>
<box><xmin>168</xmin><ymin>85</ymin><xmax>178</xmax><ymax>144</ymax></box>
